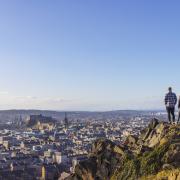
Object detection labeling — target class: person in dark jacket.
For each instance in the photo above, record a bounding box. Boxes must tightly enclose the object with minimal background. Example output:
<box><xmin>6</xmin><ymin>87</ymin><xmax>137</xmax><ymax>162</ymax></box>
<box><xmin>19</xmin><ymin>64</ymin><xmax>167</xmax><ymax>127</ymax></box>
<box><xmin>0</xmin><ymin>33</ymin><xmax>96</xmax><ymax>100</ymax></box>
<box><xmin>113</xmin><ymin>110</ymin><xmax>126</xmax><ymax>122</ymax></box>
<box><xmin>178</xmin><ymin>96</ymin><xmax>180</xmax><ymax>123</ymax></box>
<box><xmin>164</xmin><ymin>87</ymin><xmax>177</xmax><ymax>123</ymax></box>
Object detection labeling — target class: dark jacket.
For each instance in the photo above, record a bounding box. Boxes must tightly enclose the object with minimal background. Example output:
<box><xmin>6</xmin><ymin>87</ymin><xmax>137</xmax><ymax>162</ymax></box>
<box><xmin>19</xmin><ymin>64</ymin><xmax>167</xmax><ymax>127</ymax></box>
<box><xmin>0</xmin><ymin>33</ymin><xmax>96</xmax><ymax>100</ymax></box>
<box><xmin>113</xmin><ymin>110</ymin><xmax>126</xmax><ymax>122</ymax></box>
<box><xmin>178</xmin><ymin>98</ymin><xmax>180</xmax><ymax>109</ymax></box>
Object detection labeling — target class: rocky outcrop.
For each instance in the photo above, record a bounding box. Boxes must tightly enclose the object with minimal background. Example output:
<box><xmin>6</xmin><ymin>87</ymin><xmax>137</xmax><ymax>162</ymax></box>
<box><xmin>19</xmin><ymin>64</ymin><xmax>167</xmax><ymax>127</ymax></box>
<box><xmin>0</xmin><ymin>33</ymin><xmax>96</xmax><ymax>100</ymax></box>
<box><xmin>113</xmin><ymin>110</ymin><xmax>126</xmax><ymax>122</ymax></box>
<box><xmin>140</xmin><ymin>169</ymin><xmax>180</xmax><ymax>180</ymax></box>
<box><xmin>68</xmin><ymin>139</ymin><xmax>127</xmax><ymax>180</ymax></box>
<box><xmin>67</xmin><ymin>119</ymin><xmax>180</xmax><ymax>180</ymax></box>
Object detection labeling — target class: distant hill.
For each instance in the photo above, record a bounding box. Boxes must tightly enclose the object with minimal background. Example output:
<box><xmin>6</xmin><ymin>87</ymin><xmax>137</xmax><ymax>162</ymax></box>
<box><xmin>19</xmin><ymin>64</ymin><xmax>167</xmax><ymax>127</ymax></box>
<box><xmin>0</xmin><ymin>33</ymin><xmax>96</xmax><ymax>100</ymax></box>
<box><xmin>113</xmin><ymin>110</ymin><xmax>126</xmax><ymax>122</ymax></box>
<box><xmin>0</xmin><ymin>109</ymin><xmax>164</xmax><ymax>123</ymax></box>
<box><xmin>0</xmin><ymin>109</ymin><xmax>69</xmax><ymax>123</ymax></box>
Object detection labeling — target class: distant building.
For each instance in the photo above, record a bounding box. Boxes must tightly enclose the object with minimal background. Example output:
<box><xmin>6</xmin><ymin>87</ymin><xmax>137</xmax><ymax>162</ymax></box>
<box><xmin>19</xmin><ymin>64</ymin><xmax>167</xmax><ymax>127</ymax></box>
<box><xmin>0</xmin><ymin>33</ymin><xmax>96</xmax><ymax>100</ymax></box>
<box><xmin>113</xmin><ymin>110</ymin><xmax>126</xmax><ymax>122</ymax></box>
<box><xmin>27</xmin><ymin>114</ymin><xmax>56</xmax><ymax>130</ymax></box>
<box><xmin>71</xmin><ymin>157</ymin><xmax>78</xmax><ymax>173</ymax></box>
<box><xmin>54</xmin><ymin>152</ymin><xmax>62</xmax><ymax>164</ymax></box>
<box><xmin>59</xmin><ymin>172</ymin><xmax>70</xmax><ymax>180</ymax></box>
<box><xmin>64</xmin><ymin>113</ymin><xmax>69</xmax><ymax>129</ymax></box>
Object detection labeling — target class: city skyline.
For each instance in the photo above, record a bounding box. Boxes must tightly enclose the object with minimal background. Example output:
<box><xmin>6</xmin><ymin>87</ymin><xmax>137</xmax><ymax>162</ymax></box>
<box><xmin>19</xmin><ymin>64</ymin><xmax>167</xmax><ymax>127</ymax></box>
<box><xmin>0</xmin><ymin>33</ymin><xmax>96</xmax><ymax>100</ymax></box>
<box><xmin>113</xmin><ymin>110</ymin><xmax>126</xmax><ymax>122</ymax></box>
<box><xmin>0</xmin><ymin>1</ymin><xmax>180</xmax><ymax>110</ymax></box>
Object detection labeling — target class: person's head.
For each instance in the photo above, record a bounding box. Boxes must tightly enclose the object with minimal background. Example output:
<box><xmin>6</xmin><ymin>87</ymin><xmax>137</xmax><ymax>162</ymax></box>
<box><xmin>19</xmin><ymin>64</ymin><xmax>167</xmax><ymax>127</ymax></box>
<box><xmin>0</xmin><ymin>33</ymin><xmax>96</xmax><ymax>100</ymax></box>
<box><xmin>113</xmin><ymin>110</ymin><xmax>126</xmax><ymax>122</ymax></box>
<box><xmin>168</xmin><ymin>87</ymin><xmax>172</xmax><ymax>93</ymax></box>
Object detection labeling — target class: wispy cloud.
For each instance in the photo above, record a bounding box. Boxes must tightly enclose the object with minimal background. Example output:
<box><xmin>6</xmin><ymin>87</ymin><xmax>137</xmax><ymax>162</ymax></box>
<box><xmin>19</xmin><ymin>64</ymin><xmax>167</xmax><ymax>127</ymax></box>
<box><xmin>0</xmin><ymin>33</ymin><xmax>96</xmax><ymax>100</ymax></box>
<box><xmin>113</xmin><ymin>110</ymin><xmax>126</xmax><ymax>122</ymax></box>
<box><xmin>0</xmin><ymin>92</ymin><xmax>164</xmax><ymax>111</ymax></box>
<box><xmin>0</xmin><ymin>93</ymin><xmax>74</xmax><ymax>110</ymax></box>
<box><xmin>0</xmin><ymin>91</ymin><xmax>9</xmax><ymax>95</ymax></box>
<box><xmin>26</xmin><ymin>96</ymin><xmax>37</xmax><ymax>99</ymax></box>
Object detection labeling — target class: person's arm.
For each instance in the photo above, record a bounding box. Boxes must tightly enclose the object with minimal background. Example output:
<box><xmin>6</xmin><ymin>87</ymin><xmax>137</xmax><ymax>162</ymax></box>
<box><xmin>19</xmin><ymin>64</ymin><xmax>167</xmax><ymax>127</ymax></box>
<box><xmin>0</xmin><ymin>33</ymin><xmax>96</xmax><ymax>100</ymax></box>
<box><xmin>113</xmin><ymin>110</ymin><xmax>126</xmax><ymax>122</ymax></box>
<box><xmin>178</xmin><ymin>98</ymin><xmax>180</xmax><ymax>109</ymax></box>
<box><xmin>174</xmin><ymin>94</ymin><xmax>177</xmax><ymax>105</ymax></box>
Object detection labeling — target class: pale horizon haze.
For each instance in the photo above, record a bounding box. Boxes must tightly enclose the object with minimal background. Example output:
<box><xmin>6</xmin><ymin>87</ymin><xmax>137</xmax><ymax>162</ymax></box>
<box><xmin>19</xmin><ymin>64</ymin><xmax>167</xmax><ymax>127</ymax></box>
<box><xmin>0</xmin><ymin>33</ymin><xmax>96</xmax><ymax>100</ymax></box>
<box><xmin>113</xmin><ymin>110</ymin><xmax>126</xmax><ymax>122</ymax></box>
<box><xmin>0</xmin><ymin>0</ymin><xmax>180</xmax><ymax>111</ymax></box>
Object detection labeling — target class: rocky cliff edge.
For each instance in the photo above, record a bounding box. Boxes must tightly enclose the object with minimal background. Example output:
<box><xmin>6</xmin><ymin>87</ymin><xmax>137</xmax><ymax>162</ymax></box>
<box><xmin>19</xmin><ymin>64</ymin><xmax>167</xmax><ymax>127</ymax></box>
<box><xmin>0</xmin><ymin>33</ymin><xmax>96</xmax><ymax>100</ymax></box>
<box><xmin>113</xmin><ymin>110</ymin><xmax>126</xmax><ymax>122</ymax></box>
<box><xmin>67</xmin><ymin>119</ymin><xmax>180</xmax><ymax>180</ymax></box>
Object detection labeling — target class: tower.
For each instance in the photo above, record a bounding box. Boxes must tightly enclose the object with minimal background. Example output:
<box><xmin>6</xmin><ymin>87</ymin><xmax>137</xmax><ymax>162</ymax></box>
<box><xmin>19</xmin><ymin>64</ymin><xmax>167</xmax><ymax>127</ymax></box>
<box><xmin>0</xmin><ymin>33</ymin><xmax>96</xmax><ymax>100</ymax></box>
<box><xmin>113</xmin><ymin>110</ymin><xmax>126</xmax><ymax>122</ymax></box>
<box><xmin>64</xmin><ymin>112</ymin><xmax>69</xmax><ymax>129</ymax></box>
<box><xmin>41</xmin><ymin>166</ymin><xmax>46</xmax><ymax>180</ymax></box>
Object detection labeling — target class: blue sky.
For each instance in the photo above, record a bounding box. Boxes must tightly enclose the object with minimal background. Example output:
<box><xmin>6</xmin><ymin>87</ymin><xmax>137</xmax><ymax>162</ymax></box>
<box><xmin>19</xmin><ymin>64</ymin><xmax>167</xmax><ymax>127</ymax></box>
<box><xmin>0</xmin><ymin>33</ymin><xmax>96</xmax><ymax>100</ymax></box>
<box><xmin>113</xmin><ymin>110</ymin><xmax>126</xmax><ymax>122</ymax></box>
<box><xmin>0</xmin><ymin>0</ymin><xmax>180</xmax><ymax>110</ymax></box>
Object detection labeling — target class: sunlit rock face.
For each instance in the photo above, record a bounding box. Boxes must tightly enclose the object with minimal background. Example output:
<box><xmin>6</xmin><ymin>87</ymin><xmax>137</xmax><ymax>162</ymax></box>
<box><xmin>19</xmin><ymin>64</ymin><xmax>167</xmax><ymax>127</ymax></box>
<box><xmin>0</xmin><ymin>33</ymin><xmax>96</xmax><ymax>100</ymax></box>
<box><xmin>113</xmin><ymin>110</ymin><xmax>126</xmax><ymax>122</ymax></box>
<box><xmin>66</xmin><ymin>119</ymin><xmax>180</xmax><ymax>180</ymax></box>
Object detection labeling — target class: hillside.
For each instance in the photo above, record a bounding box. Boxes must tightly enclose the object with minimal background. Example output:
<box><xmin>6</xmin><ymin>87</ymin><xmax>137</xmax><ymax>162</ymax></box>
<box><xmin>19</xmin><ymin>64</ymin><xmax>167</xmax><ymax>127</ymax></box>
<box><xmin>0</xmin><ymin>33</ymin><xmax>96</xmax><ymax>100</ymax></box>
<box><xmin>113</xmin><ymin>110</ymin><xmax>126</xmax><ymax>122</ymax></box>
<box><xmin>67</xmin><ymin>119</ymin><xmax>180</xmax><ymax>180</ymax></box>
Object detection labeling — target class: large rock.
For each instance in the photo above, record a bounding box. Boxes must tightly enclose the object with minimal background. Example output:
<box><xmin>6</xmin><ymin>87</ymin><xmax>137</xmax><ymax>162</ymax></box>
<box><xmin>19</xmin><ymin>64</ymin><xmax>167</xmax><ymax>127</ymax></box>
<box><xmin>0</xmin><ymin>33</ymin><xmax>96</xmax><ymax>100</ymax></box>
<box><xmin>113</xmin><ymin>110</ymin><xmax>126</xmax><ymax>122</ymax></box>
<box><xmin>67</xmin><ymin>139</ymin><xmax>127</xmax><ymax>180</ymax></box>
<box><xmin>67</xmin><ymin>120</ymin><xmax>180</xmax><ymax>180</ymax></box>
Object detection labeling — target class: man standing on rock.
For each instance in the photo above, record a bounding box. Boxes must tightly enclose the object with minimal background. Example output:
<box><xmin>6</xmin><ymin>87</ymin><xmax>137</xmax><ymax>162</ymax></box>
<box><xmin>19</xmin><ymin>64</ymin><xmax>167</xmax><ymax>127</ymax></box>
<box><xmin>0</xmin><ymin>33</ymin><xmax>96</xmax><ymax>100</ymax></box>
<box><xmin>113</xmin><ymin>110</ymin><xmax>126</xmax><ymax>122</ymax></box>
<box><xmin>164</xmin><ymin>87</ymin><xmax>177</xmax><ymax>124</ymax></box>
<box><xmin>177</xmin><ymin>96</ymin><xmax>180</xmax><ymax>124</ymax></box>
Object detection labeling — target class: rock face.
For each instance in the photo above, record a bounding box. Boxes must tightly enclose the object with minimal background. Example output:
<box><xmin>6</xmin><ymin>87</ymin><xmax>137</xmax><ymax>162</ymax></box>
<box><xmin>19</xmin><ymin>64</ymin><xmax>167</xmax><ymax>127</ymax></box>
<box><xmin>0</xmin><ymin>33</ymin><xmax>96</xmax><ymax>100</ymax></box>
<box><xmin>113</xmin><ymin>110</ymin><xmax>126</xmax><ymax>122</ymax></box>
<box><xmin>68</xmin><ymin>139</ymin><xmax>127</xmax><ymax>180</ymax></box>
<box><xmin>67</xmin><ymin>119</ymin><xmax>180</xmax><ymax>180</ymax></box>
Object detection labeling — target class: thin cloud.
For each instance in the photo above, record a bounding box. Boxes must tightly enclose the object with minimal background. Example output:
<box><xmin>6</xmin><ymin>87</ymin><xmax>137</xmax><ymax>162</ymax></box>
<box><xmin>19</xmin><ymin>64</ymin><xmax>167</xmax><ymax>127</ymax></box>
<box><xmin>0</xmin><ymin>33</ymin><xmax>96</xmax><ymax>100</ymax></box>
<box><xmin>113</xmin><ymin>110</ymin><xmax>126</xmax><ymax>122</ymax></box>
<box><xmin>0</xmin><ymin>91</ymin><xmax>9</xmax><ymax>95</ymax></box>
<box><xmin>26</xmin><ymin>96</ymin><xmax>37</xmax><ymax>99</ymax></box>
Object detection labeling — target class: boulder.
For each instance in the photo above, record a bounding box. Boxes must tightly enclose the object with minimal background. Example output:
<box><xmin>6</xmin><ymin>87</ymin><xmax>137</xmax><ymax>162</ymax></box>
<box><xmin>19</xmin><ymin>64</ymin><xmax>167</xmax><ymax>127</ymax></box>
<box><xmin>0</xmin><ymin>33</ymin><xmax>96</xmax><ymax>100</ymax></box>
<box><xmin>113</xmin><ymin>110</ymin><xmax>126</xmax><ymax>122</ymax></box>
<box><xmin>67</xmin><ymin>120</ymin><xmax>180</xmax><ymax>180</ymax></box>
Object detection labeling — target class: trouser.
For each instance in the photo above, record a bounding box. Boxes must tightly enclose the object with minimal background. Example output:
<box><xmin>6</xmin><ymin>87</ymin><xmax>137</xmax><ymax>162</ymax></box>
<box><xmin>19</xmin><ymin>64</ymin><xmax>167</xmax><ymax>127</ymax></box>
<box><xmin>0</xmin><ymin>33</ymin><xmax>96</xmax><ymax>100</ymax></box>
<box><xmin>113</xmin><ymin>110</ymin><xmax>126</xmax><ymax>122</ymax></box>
<box><xmin>166</xmin><ymin>107</ymin><xmax>175</xmax><ymax>123</ymax></box>
<box><xmin>178</xmin><ymin>110</ymin><xmax>180</xmax><ymax>123</ymax></box>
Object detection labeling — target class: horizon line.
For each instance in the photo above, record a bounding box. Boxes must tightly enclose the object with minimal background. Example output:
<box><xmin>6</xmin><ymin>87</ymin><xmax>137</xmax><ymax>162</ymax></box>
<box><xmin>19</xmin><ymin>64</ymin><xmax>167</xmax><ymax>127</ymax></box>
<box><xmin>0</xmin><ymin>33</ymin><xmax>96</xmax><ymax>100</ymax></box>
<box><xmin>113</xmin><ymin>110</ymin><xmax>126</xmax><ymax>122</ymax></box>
<box><xmin>0</xmin><ymin>108</ymin><xmax>166</xmax><ymax>113</ymax></box>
